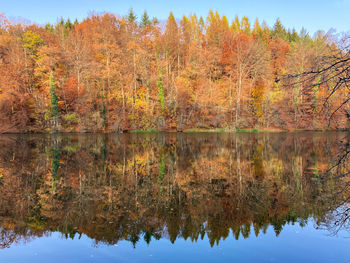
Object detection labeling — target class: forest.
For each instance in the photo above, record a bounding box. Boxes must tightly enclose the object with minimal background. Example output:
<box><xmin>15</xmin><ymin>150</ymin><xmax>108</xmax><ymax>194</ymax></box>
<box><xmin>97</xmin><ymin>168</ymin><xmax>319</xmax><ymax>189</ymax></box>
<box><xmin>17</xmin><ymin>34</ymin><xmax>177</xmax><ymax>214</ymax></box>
<box><xmin>0</xmin><ymin>10</ymin><xmax>349</xmax><ymax>133</ymax></box>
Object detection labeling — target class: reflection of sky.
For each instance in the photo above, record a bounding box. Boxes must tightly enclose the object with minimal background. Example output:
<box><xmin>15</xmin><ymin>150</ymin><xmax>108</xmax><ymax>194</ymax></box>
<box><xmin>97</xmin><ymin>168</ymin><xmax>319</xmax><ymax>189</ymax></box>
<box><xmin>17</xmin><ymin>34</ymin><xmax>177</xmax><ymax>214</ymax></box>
<box><xmin>1</xmin><ymin>0</ymin><xmax>350</xmax><ymax>35</ymax></box>
<box><xmin>0</xmin><ymin>221</ymin><xmax>348</xmax><ymax>263</ymax></box>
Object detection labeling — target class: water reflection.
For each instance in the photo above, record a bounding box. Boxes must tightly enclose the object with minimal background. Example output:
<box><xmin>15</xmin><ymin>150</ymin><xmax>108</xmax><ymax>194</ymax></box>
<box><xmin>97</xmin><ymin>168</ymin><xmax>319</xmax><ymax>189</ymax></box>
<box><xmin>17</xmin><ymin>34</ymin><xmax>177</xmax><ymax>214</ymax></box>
<box><xmin>0</xmin><ymin>132</ymin><xmax>349</xmax><ymax>249</ymax></box>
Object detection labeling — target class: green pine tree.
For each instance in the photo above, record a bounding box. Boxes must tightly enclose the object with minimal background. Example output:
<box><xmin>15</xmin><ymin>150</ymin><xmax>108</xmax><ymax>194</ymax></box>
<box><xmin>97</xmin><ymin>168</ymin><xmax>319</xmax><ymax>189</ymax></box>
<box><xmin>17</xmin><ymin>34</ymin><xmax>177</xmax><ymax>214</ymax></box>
<box><xmin>140</xmin><ymin>10</ymin><xmax>151</xmax><ymax>28</ymax></box>
<box><xmin>127</xmin><ymin>8</ymin><xmax>137</xmax><ymax>23</ymax></box>
<box><xmin>157</xmin><ymin>72</ymin><xmax>165</xmax><ymax>112</ymax></box>
<box><xmin>49</xmin><ymin>73</ymin><xmax>59</xmax><ymax>127</ymax></box>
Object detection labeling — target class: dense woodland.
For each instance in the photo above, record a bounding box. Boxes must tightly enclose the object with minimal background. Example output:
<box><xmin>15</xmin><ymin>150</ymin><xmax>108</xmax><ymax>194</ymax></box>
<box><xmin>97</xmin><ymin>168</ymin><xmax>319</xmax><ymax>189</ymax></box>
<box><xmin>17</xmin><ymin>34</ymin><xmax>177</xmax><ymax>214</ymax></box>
<box><xmin>0</xmin><ymin>10</ymin><xmax>349</xmax><ymax>132</ymax></box>
<box><xmin>0</xmin><ymin>133</ymin><xmax>350</xmax><ymax>247</ymax></box>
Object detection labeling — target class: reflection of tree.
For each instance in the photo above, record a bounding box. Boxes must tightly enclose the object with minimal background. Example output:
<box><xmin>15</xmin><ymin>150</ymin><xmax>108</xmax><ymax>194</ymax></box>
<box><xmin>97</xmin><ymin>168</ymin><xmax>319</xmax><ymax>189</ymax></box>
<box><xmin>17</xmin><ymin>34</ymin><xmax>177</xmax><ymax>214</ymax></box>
<box><xmin>320</xmin><ymin>205</ymin><xmax>350</xmax><ymax>235</ymax></box>
<box><xmin>0</xmin><ymin>132</ymin><xmax>349</xmax><ymax>248</ymax></box>
<box><xmin>315</xmin><ymin>133</ymin><xmax>350</xmax><ymax>235</ymax></box>
<box><xmin>0</xmin><ymin>228</ymin><xmax>41</xmax><ymax>249</ymax></box>
<box><xmin>51</xmin><ymin>140</ymin><xmax>60</xmax><ymax>191</ymax></box>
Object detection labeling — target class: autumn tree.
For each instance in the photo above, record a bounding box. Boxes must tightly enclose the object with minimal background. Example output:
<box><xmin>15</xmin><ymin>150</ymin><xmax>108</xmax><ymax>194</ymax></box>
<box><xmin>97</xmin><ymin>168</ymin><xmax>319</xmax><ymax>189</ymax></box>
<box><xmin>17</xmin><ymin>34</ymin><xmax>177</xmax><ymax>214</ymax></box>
<box><xmin>0</xmin><ymin>11</ymin><xmax>345</xmax><ymax>132</ymax></box>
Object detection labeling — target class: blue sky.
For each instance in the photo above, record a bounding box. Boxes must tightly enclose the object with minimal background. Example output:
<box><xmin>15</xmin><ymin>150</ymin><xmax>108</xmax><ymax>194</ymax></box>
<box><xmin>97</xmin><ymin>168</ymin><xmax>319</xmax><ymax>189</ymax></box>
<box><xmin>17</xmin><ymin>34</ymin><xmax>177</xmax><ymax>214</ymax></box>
<box><xmin>1</xmin><ymin>0</ymin><xmax>349</xmax><ymax>35</ymax></box>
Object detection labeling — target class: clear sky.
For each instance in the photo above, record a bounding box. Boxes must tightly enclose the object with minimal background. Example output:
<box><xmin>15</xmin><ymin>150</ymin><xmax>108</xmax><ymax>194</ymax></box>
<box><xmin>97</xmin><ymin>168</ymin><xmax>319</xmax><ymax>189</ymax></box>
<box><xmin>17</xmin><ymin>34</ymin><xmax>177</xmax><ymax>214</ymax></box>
<box><xmin>1</xmin><ymin>0</ymin><xmax>349</xmax><ymax>35</ymax></box>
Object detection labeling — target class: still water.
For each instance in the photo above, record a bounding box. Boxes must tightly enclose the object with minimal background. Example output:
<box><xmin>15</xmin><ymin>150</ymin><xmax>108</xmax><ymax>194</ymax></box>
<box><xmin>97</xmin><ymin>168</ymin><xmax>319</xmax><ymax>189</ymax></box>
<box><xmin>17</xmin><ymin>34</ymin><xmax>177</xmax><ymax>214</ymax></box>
<box><xmin>0</xmin><ymin>132</ymin><xmax>349</xmax><ymax>262</ymax></box>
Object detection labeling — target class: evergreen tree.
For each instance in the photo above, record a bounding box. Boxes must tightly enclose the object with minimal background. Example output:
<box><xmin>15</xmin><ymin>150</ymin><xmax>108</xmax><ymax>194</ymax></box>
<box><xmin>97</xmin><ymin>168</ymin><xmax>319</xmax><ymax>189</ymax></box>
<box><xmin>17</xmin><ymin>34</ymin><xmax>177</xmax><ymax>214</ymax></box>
<box><xmin>64</xmin><ymin>18</ymin><xmax>73</xmax><ymax>30</ymax></box>
<box><xmin>157</xmin><ymin>73</ymin><xmax>165</xmax><ymax>112</ymax></box>
<box><xmin>45</xmin><ymin>23</ymin><xmax>54</xmax><ymax>32</ymax></box>
<box><xmin>49</xmin><ymin>73</ymin><xmax>59</xmax><ymax>126</ymax></box>
<box><xmin>58</xmin><ymin>17</ymin><xmax>64</xmax><ymax>26</ymax></box>
<box><xmin>127</xmin><ymin>8</ymin><xmax>137</xmax><ymax>23</ymax></box>
<box><xmin>272</xmin><ymin>18</ymin><xmax>287</xmax><ymax>39</ymax></box>
<box><xmin>140</xmin><ymin>10</ymin><xmax>151</xmax><ymax>28</ymax></box>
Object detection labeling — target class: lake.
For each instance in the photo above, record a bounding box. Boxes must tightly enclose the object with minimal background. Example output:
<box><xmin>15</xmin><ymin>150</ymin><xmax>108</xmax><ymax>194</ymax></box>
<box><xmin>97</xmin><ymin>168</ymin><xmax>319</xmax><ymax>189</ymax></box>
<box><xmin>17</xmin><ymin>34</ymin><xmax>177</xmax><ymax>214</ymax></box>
<box><xmin>0</xmin><ymin>132</ymin><xmax>350</xmax><ymax>262</ymax></box>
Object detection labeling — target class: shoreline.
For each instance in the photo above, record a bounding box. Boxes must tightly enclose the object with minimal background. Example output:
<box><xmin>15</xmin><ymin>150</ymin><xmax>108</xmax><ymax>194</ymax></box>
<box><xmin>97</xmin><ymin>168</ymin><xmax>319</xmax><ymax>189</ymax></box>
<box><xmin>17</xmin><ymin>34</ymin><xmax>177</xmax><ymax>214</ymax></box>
<box><xmin>0</xmin><ymin>128</ymin><xmax>348</xmax><ymax>135</ymax></box>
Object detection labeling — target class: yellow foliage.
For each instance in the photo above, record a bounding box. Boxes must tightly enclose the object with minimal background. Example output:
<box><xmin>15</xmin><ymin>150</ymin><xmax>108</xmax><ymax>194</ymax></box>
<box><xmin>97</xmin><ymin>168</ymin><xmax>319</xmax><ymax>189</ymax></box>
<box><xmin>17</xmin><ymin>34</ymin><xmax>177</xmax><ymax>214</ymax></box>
<box><xmin>251</xmin><ymin>81</ymin><xmax>266</xmax><ymax>121</ymax></box>
<box><xmin>264</xmin><ymin>158</ymin><xmax>283</xmax><ymax>179</ymax></box>
<box><xmin>96</xmin><ymin>53</ymin><xmax>106</xmax><ymax>61</ymax></box>
<box><xmin>269</xmin><ymin>82</ymin><xmax>284</xmax><ymax>103</ymax></box>
<box><xmin>135</xmin><ymin>98</ymin><xmax>147</xmax><ymax>110</ymax></box>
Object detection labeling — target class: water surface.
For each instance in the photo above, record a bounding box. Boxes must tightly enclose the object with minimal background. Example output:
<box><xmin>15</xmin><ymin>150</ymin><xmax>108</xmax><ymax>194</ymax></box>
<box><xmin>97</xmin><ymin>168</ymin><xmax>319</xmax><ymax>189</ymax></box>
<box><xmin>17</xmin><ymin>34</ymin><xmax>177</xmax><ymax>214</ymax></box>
<box><xmin>0</xmin><ymin>132</ymin><xmax>349</xmax><ymax>262</ymax></box>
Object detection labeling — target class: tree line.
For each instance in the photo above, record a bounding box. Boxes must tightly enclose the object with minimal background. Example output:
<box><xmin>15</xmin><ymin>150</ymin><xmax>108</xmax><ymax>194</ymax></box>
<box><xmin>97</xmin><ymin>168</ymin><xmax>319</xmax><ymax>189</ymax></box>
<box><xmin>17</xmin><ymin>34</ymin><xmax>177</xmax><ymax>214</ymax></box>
<box><xmin>0</xmin><ymin>10</ymin><xmax>348</xmax><ymax>132</ymax></box>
